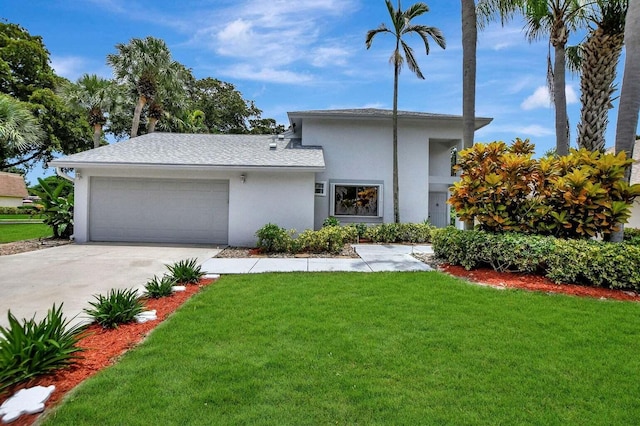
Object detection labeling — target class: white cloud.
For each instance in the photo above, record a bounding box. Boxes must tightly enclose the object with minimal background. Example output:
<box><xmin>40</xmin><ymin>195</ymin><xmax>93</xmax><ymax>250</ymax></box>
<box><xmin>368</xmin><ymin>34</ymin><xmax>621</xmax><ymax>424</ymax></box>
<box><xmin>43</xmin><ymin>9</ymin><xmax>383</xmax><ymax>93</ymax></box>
<box><xmin>311</xmin><ymin>46</ymin><xmax>351</xmax><ymax>68</ymax></box>
<box><xmin>517</xmin><ymin>124</ymin><xmax>555</xmax><ymax>137</ymax></box>
<box><xmin>217</xmin><ymin>64</ymin><xmax>313</xmax><ymax>85</ymax></box>
<box><xmin>50</xmin><ymin>56</ymin><xmax>88</xmax><ymax>81</ymax></box>
<box><xmin>521</xmin><ymin>85</ymin><xmax>578</xmax><ymax>110</ymax></box>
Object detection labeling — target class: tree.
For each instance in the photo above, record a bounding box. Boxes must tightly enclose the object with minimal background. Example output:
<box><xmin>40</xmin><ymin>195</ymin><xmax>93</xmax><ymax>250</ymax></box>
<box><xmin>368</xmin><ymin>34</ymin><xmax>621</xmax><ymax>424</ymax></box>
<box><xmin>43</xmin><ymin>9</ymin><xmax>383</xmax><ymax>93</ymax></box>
<box><xmin>462</xmin><ymin>0</ymin><xmax>478</xmax><ymax>150</ymax></box>
<box><xmin>611</xmin><ymin>0</ymin><xmax>640</xmax><ymax>242</ymax></box>
<box><xmin>366</xmin><ymin>0</ymin><xmax>446</xmax><ymax>223</ymax></box>
<box><xmin>0</xmin><ymin>22</ymin><xmax>93</xmax><ymax>167</ymax></box>
<box><xmin>477</xmin><ymin>0</ymin><xmax>586</xmax><ymax>156</ymax></box>
<box><xmin>576</xmin><ymin>0</ymin><xmax>627</xmax><ymax>152</ymax></box>
<box><xmin>0</xmin><ymin>93</ymin><xmax>44</xmax><ymax>169</ymax></box>
<box><xmin>63</xmin><ymin>74</ymin><xmax>115</xmax><ymax>148</ymax></box>
<box><xmin>0</xmin><ymin>22</ymin><xmax>56</xmax><ymax>101</ymax></box>
<box><xmin>107</xmin><ymin>36</ymin><xmax>189</xmax><ymax>138</ymax></box>
<box><xmin>191</xmin><ymin>78</ymin><xmax>263</xmax><ymax>134</ymax></box>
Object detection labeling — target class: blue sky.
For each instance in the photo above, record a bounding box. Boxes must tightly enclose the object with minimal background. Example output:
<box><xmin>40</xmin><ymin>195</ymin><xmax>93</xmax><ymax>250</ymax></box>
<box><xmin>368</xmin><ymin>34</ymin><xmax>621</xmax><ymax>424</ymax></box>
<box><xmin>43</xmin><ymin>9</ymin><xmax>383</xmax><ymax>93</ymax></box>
<box><xmin>3</xmin><ymin>0</ymin><xmax>633</xmax><ymax>182</ymax></box>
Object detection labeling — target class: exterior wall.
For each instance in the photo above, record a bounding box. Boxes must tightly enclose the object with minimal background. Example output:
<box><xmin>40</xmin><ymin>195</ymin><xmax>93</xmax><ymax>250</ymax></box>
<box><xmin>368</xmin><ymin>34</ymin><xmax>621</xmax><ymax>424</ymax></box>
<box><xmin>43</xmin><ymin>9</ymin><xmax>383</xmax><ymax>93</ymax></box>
<box><xmin>628</xmin><ymin>200</ymin><xmax>640</xmax><ymax>229</ymax></box>
<box><xmin>0</xmin><ymin>196</ymin><xmax>23</xmax><ymax>208</ymax></box>
<box><xmin>73</xmin><ymin>167</ymin><xmax>315</xmax><ymax>247</ymax></box>
<box><xmin>300</xmin><ymin>118</ymin><xmax>462</xmax><ymax>228</ymax></box>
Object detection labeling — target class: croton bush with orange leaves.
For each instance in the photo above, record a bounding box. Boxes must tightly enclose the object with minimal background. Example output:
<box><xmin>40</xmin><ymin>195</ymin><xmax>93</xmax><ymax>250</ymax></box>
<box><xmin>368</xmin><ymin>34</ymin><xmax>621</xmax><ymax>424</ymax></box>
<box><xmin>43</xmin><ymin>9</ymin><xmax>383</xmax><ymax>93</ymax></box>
<box><xmin>449</xmin><ymin>138</ymin><xmax>640</xmax><ymax>239</ymax></box>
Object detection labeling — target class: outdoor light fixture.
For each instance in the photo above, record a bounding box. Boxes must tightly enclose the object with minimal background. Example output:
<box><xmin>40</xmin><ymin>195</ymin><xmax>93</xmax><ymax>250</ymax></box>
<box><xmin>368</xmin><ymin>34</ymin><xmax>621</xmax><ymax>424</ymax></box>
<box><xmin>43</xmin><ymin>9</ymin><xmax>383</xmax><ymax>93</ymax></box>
<box><xmin>240</xmin><ymin>173</ymin><xmax>246</xmax><ymax>183</ymax></box>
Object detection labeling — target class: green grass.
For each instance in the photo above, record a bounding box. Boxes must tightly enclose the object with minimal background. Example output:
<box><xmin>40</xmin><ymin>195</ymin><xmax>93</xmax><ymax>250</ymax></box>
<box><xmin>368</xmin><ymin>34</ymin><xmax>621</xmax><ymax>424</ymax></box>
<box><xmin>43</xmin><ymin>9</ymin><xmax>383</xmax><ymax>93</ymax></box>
<box><xmin>0</xmin><ymin>223</ymin><xmax>52</xmax><ymax>243</ymax></box>
<box><xmin>43</xmin><ymin>272</ymin><xmax>640</xmax><ymax>425</ymax></box>
<box><xmin>0</xmin><ymin>214</ymin><xmax>43</xmax><ymax>220</ymax></box>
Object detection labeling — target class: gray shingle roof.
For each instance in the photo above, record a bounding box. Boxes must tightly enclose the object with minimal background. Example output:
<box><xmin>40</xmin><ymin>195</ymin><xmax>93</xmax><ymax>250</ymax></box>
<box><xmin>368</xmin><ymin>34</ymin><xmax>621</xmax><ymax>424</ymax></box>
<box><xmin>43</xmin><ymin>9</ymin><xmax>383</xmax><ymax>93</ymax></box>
<box><xmin>288</xmin><ymin>108</ymin><xmax>493</xmax><ymax>130</ymax></box>
<box><xmin>50</xmin><ymin>133</ymin><xmax>325</xmax><ymax>170</ymax></box>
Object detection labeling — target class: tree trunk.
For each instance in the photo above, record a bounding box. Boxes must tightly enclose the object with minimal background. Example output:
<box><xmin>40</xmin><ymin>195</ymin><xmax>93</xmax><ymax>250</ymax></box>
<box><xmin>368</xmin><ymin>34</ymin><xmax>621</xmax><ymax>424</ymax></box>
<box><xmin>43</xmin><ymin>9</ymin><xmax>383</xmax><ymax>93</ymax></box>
<box><xmin>461</xmin><ymin>0</ymin><xmax>477</xmax><ymax>150</ymax></box>
<box><xmin>393</xmin><ymin>50</ymin><xmax>400</xmax><ymax>224</ymax></box>
<box><xmin>611</xmin><ymin>0</ymin><xmax>640</xmax><ymax>242</ymax></box>
<box><xmin>130</xmin><ymin>95</ymin><xmax>147</xmax><ymax>138</ymax></box>
<box><xmin>148</xmin><ymin>117</ymin><xmax>158</xmax><ymax>133</ymax></box>
<box><xmin>553</xmin><ymin>42</ymin><xmax>569</xmax><ymax>156</ymax></box>
<box><xmin>92</xmin><ymin>124</ymin><xmax>102</xmax><ymax>149</ymax></box>
<box><xmin>577</xmin><ymin>29</ymin><xmax>624</xmax><ymax>151</ymax></box>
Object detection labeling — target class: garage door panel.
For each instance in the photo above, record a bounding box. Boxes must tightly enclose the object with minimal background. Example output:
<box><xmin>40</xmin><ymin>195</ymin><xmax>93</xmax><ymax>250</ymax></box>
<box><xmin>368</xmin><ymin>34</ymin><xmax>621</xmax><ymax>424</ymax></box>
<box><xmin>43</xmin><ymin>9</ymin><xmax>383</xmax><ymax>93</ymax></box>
<box><xmin>89</xmin><ymin>178</ymin><xmax>229</xmax><ymax>244</ymax></box>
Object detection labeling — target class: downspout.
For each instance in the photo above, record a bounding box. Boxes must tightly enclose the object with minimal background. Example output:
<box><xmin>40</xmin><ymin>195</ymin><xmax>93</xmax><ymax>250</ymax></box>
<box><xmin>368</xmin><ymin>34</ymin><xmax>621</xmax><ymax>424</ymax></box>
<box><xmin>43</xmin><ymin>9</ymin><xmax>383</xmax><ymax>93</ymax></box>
<box><xmin>56</xmin><ymin>167</ymin><xmax>74</xmax><ymax>182</ymax></box>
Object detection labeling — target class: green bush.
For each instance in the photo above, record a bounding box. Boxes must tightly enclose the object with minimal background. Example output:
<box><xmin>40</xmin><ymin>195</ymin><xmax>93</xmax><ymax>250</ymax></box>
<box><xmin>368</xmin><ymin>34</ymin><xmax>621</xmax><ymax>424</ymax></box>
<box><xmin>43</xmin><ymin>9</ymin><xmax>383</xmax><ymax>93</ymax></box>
<box><xmin>0</xmin><ymin>304</ymin><xmax>85</xmax><ymax>393</ymax></box>
<box><xmin>0</xmin><ymin>207</ymin><xmax>20</xmax><ymax>215</ymax></box>
<box><xmin>255</xmin><ymin>223</ymin><xmax>294</xmax><ymax>253</ymax></box>
<box><xmin>545</xmin><ymin>240</ymin><xmax>640</xmax><ymax>289</ymax></box>
<box><xmin>322</xmin><ymin>216</ymin><xmax>340</xmax><ymax>227</ymax></box>
<box><xmin>624</xmin><ymin>228</ymin><xmax>640</xmax><ymax>246</ymax></box>
<box><xmin>297</xmin><ymin>225</ymin><xmax>357</xmax><ymax>254</ymax></box>
<box><xmin>433</xmin><ymin>228</ymin><xmax>640</xmax><ymax>290</ymax></box>
<box><xmin>30</xmin><ymin>177</ymin><xmax>74</xmax><ymax>239</ymax></box>
<box><xmin>145</xmin><ymin>275</ymin><xmax>177</xmax><ymax>299</ymax></box>
<box><xmin>166</xmin><ymin>258</ymin><xmax>205</xmax><ymax>284</ymax></box>
<box><xmin>84</xmin><ymin>288</ymin><xmax>144</xmax><ymax>329</ymax></box>
<box><xmin>364</xmin><ymin>223</ymin><xmax>434</xmax><ymax>243</ymax></box>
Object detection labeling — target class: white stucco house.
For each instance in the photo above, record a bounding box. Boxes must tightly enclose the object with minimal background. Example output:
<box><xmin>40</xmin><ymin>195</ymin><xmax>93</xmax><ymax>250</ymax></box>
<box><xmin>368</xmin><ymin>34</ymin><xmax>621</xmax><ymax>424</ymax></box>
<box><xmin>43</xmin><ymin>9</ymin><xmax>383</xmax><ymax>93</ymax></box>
<box><xmin>626</xmin><ymin>139</ymin><xmax>640</xmax><ymax>229</ymax></box>
<box><xmin>0</xmin><ymin>172</ymin><xmax>29</xmax><ymax>208</ymax></box>
<box><xmin>50</xmin><ymin>109</ymin><xmax>492</xmax><ymax>246</ymax></box>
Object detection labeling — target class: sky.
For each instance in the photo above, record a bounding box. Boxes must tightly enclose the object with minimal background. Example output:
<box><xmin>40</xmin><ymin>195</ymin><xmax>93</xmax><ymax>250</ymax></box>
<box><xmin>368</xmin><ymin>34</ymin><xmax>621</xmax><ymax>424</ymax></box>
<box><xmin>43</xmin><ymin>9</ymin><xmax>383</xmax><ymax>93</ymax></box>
<box><xmin>2</xmin><ymin>0</ymin><xmax>634</xmax><ymax>183</ymax></box>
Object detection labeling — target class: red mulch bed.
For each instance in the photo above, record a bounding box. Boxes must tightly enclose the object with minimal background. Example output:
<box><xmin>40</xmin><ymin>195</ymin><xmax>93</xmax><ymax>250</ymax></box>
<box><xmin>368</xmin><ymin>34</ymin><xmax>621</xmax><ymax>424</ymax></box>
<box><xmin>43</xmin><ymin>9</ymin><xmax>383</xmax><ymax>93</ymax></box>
<box><xmin>1</xmin><ymin>279</ymin><xmax>215</xmax><ymax>426</ymax></box>
<box><xmin>440</xmin><ymin>264</ymin><xmax>640</xmax><ymax>302</ymax></box>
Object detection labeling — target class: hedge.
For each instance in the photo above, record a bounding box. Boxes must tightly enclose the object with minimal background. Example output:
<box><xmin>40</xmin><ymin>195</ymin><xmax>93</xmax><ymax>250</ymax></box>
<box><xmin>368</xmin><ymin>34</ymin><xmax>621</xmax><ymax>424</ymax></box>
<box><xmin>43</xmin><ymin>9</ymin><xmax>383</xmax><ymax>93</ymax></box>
<box><xmin>432</xmin><ymin>227</ymin><xmax>640</xmax><ymax>291</ymax></box>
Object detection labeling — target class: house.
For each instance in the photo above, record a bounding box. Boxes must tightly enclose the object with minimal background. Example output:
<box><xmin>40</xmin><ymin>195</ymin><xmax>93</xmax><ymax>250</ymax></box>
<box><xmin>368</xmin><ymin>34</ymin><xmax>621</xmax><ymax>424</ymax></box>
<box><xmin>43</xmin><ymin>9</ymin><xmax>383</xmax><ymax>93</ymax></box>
<box><xmin>49</xmin><ymin>109</ymin><xmax>492</xmax><ymax>246</ymax></box>
<box><xmin>627</xmin><ymin>139</ymin><xmax>640</xmax><ymax>229</ymax></box>
<box><xmin>0</xmin><ymin>172</ymin><xmax>29</xmax><ymax>208</ymax></box>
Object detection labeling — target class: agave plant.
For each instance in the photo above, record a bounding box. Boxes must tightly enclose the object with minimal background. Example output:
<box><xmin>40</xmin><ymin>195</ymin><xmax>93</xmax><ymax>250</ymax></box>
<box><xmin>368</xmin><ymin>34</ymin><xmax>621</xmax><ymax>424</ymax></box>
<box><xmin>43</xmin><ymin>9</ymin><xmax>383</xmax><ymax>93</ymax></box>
<box><xmin>144</xmin><ymin>275</ymin><xmax>177</xmax><ymax>299</ymax></box>
<box><xmin>166</xmin><ymin>258</ymin><xmax>205</xmax><ymax>284</ymax></box>
<box><xmin>84</xmin><ymin>288</ymin><xmax>144</xmax><ymax>329</ymax></box>
<box><xmin>0</xmin><ymin>304</ymin><xmax>86</xmax><ymax>393</ymax></box>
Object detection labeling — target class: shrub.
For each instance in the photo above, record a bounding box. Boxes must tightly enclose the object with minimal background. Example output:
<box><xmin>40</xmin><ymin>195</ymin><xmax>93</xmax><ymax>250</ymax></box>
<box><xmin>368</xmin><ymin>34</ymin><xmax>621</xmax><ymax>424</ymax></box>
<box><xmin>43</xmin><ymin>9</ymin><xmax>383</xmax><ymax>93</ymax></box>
<box><xmin>449</xmin><ymin>139</ymin><xmax>640</xmax><ymax>239</ymax></box>
<box><xmin>166</xmin><ymin>258</ymin><xmax>205</xmax><ymax>284</ymax></box>
<box><xmin>545</xmin><ymin>240</ymin><xmax>640</xmax><ymax>290</ymax></box>
<box><xmin>84</xmin><ymin>288</ymin><xmax>144</xmax><ymax>329</ymax></box>
<box><xmin>624</xmin><ymin>228</ymin><xmax>640</xmax><ymax>246</ymax></box>
<box><xmin>322</xmin><ymin>216</ymin><xmax>340</xmax><ymax>227</ymax></box>
<box><xmin>0</xmin><ymin>207</ymin><xmax>19</xmax><ymax>215</ymax></box>
<box><xmin>0</xmin><ymin>304</ymin><xmax>85</xmax><ymax>393</ymax></box>
<box><xmin>255</xmin><ymin>223</ymin><xmax>294</xmax><ymax>253</ymax></box>
<box><xmin>297</xmin><ymin>225</ymin><xmax>356</xmax><ymax>254</ymax></box>
<box><xmin>354</xmin><ymin>223</ymin><xmax>368</xmax><ymax>239</ymax></box>
<box><xmin>30</xmin><ymin>177</ymin><xmax>74</xmax><ymax>239</ymax></box>
<box><xmin>144</xmin><ymin>275</ymin><xmax>177</xmax><ymax>298</ymax></box>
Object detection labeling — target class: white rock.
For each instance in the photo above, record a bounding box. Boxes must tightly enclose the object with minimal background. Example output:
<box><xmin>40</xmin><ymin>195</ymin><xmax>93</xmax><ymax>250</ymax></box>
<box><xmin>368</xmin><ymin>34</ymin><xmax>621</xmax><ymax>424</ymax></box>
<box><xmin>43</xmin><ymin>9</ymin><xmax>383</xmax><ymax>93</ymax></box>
<box><xmin>205</xmin><ymin>274</ymin><xmax>220</xmax><ymax>280</ymax></box>
<box><xmin>171</xmin><ymin>285</ymin><xmax>187</xmax><ymax>292</ymax></box>
<box><xmin>134</xmin><ymin>310</ymin><xmax>157</xmax><ymax>323</ymax></box>
<box><xmin>0</xmin><ymin>385</ymin><xmax>55</xmax><ymax>423</ymax></box>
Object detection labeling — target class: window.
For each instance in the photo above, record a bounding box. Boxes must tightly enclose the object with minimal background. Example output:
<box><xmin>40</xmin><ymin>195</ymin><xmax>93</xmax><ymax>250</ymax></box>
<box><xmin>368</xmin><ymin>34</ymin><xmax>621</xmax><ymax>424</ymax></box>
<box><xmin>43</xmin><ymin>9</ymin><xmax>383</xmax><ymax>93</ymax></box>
<box><xmin>330</xmin><ymin>183</ymin><xmax>383</xmax><ymax>217</ymax></box>
<box><xmin>315</xmin><ymin>181</ymin><xmax>326</xmax><ymax>197</ymax></box>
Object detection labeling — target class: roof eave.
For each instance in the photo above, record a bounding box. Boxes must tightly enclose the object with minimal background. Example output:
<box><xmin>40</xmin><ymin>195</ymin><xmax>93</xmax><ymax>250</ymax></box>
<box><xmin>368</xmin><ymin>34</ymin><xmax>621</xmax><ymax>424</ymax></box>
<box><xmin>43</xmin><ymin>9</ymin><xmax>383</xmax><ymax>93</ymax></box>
<box><xmin>48</xmin><ymin>161</ymin><xmax>325</xmax><ymax>173</ymax></box>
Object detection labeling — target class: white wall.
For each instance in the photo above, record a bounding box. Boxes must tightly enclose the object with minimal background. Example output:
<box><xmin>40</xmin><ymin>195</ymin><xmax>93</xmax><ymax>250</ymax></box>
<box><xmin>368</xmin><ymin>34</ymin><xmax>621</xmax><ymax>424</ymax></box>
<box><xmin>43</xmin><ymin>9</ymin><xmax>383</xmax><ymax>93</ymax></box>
<box><xmin>628</xmin><ymin>200</ymin><xmax>640</xmax><ymax>229</ymax></box>
<box><xmin>301</xmin><ymin>118</ymin><xmax>462</xmax><ymax>228</ymax></box>
<box><xmin>0</xmin><ymin>196</ymin><xmax>23</xmax><ymax>208</ymax></box>
<box><xmin>72</xmin><ymin>167</ymin><xmax>315</xmax><ymax>247</ymax></box>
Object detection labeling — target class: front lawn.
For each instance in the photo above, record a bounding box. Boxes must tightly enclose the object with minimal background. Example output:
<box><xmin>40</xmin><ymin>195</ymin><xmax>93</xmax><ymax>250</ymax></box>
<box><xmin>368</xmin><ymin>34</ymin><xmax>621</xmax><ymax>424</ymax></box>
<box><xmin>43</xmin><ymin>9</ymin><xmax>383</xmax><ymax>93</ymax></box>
<box><xmin>44</xmin><ymin>272</ymin><xmax>640</xmax><ymax>424</ymax></box>
<box><xmin>0</xmin><ymin>223</ymin><xmax>52</xmax><ymax>243</ymax></box>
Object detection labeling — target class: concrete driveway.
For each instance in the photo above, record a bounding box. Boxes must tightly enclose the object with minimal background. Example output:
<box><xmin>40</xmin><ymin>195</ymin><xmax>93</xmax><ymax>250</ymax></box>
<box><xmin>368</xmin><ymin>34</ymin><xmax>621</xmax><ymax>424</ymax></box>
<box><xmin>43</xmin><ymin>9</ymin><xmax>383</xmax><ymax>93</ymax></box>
<box><xmin>0</xmin><ymin>243</ymin><xmax>220</xmax><ymax>328</ymax></box>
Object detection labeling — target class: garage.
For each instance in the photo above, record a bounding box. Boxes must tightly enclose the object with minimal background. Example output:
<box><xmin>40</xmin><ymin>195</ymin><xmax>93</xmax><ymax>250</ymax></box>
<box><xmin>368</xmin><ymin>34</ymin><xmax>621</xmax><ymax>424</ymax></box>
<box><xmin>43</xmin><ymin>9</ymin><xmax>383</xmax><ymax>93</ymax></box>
<box><xmin>89</xmin><ymin>177</ymin><xmax>229</xmax><ymax>244</ymax></box>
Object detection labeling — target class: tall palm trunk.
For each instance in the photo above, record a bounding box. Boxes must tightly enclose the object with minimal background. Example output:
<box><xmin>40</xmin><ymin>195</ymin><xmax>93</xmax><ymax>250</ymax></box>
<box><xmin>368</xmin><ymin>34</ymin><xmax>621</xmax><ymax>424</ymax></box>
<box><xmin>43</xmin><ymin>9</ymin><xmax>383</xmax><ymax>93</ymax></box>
<box><xmin>461</xmin><ymin>0</ymin><xmax>477</xmax><ymax>150</ymax></box>
<box><xmin>92</xmin><ymin>123</ymin><xmax>102</xmax><ymax>149</ymax></box>
<box><xmin>130</xmin><ymin>95</ymin><xmax>147</xmax><ymax>138</ymax></box>
<box><xmin>611</xmin><ymin>0</ymin><xmax>640</xmax><ymax>242</ymax></box>
<box><xmin>552</xmin><ymin>28</ymin><xmax>570</xmax><ymax>156</ymax></box>
<box><xmin>577</xmin><ymin>27</ymin><xmax>625</xmax><ymax>151</ymax></box>
<box><xmin>392</xmin><ymin>43</ymin><xmax>400</xmax><ymax>224</ymax></box>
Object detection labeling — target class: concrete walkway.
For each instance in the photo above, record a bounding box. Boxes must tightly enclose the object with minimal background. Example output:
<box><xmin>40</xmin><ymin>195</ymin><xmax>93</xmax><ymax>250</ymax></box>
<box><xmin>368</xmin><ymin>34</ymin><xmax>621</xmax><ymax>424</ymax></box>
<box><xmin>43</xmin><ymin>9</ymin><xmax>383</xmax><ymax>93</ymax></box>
<box><xmin>201</xmin><ymin>244</ymin><xmax>434</xmax><ymax>274</ymax></box>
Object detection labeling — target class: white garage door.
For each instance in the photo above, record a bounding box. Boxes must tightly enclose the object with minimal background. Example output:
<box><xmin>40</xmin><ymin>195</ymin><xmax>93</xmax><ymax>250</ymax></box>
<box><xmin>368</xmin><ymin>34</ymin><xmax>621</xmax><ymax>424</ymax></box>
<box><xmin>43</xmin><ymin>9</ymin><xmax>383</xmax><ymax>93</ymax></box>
<box><xmin>89</xmin><ymin>177</ymin><xmax>229</xmax><ymax>244</ymax></box>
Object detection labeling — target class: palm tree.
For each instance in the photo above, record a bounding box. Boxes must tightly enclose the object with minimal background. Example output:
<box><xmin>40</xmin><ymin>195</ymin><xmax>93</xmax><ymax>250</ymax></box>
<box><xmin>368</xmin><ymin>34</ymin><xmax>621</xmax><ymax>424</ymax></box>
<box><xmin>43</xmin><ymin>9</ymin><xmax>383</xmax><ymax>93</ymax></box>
<box><xmin>576</xmin><ymin>0</ymin><xmax>627</xmax><ymax>152</ymax></box>
<box><xmin>366</xmin><ymin>0</ymin><xmax>446</xmax><ymax>223</ymax></box>
<box><xmin>610</xmin><ymin>0</ymin><xmax>640</xmax><ymax>242</ymax></box>
<box><xmin>462</xmin><ymin>0</ymin><xmax>478</xmax><ymax>151</ymax></box>
<box><xmin>477</xmin><ymin>0</ymin><xmax>585</xmax><ymax>156</ymax></box>
<box><xmin>0</xmin><ymin>93</ymin><xmax>44</xmax><ymax>169</ymax></box>
<box><xmin>107</xmin><ymin>36</ymin><xmax>188</xmax><ymax>138</ymax></box>
<box><xmin>63</xmin><ymin>74</ymin><xmax>114</xmax><ymax>149</ymax></box>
